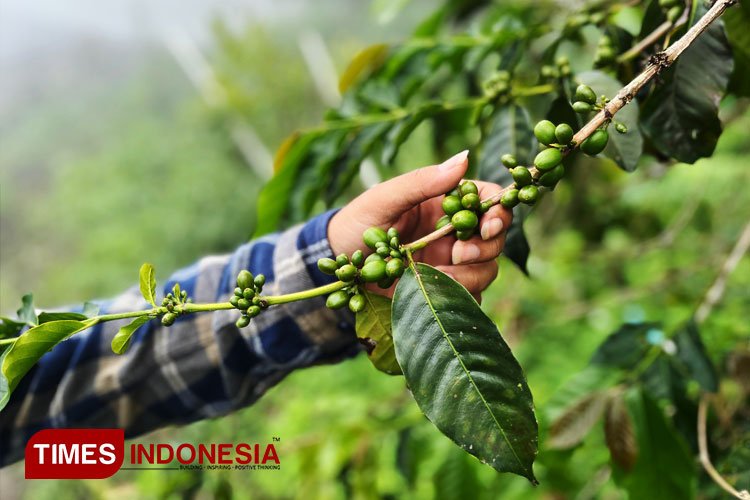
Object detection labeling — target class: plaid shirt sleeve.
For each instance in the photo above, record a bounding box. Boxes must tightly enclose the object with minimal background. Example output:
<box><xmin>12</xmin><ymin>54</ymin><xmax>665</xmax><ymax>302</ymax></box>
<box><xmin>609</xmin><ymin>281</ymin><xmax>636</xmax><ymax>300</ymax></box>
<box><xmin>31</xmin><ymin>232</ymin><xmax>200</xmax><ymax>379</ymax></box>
<box><xmin>0</xmin><ymin>209</ymin><xmax>361</xmax><ymax>466</ymax></box>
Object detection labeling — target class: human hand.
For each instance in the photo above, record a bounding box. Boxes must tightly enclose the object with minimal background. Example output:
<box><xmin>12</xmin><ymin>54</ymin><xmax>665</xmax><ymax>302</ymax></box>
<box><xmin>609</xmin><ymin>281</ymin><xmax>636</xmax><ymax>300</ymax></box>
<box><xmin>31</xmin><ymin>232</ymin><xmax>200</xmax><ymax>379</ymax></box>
<box><xmin>327</xmin><ymin>151</ymin><xmax>512</xmax><ymax>302</ymax></box>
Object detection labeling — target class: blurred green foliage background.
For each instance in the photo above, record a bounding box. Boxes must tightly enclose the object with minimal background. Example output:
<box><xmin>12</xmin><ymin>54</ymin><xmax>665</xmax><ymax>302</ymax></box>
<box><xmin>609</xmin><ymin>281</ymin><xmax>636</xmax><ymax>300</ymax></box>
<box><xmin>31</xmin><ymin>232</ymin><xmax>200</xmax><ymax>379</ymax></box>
<box><xmin>1</xmin><ymin>0</ymin><xmax>748</xmax><ymax>498</ymax></box>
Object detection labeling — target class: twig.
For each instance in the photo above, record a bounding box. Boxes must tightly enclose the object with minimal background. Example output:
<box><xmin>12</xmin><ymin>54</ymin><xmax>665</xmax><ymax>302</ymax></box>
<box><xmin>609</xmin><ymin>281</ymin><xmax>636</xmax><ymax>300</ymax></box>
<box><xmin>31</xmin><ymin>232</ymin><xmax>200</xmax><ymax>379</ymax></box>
<box><xmin>698</xmin><ymin>396</ymin><xmax>750</xmax><ymax>500</ymax></box>
<box><xmin>695</xmin><ymin>220</ymin><xmax>750</xmax><ymax>323</ymax></box>
<box><xmin>618</xmin><ymin>19</ymin><xmax>674</xmax><ymax>63</ymax></box>
<box><xmin>404</xmin><ymin>0</ymin><xmax>738</xmax><ymax>251</ymax></box>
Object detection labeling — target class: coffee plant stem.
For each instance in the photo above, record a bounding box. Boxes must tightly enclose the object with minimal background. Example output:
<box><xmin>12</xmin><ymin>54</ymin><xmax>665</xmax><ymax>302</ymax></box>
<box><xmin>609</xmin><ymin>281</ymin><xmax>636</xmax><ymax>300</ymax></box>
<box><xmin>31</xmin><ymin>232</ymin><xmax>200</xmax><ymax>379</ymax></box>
<box><xmin>403</xmin><ymin>0</ymin><xmax>737</xmax><ymax>252</ymax></box>
<box><xmin>617</xmin><ymin>15</ymin><xmax>684</xmax><ymax>63</ymax></box>
<box><xmin>261</xmin><ymin>280</ymin><xmax>348</xmax><ymax>305</ymax></box>
<box><xmin>0</xmin><ymin>339</ymin><xmax>14</xmax><ymax>347</ymax></box>
<box><xmin>698</xmin><ymin>396</ymin><xmax>750</xmax><ymax>500</ymax></box>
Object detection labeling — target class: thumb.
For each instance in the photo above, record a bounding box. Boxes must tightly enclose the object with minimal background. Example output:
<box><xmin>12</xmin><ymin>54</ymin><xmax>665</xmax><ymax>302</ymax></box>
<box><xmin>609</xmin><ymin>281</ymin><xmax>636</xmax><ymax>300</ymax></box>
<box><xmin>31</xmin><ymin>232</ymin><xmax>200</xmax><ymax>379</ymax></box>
<box><xmin>362</xmin><ymin>150</ymin><xmax>469</xmax><ymax>215</ymax></box>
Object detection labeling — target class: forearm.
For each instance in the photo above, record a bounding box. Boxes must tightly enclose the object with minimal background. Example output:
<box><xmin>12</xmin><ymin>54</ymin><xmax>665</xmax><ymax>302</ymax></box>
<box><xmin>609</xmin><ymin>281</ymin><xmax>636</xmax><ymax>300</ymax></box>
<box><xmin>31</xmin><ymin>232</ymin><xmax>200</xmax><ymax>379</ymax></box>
<box><xmin>0</xmin><ymin>210</ymin><xmax>359</xmax><ymax>466</ymax></box>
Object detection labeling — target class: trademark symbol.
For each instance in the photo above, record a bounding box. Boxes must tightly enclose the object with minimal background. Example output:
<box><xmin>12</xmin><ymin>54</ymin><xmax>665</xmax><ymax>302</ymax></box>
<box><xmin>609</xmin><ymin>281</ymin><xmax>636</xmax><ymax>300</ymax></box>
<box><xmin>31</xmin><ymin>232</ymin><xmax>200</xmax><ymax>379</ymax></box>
<box><xmin>272</xmin><ymin>437</ymin><xmax>280</xmax><ymax>442</ymax></box>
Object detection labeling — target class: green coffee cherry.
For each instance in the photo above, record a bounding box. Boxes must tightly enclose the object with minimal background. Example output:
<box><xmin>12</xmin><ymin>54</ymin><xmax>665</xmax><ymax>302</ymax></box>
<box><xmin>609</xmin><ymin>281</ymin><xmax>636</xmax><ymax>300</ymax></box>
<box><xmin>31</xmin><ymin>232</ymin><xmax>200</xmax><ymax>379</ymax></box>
<box><xmin>442</xmin><ymin>195</ymin><xmax>462</xmax><ymax>216</ymax></box>
<box><xmin>461</xmin><ymin>193</ymin><xmax>481</xmax><ymax>210</ymax></box>
<box><xmin>361</xmin><ymin>260</ymin><xmax>387</xmax><ymax>283</ymax></box>
<box><xmin>555</xmin><ymin>123</ymin><xmax>574</xmax><ymax>144</ymax></box>
<box><xmin>243</xmin><ymin>288</ymin><xmax>254</xmax><ymax>300</ymax></box>
<box><xmin>387</xmin><ymin>227</ymin><xmax>399</xmax><ymax>239</ymax></box>
<box><xmin>459</xmin><ymin>181</ymin><xmax>478</xmax><ymax>196</ymax></box>
<box><xmin>574</xmin><ymin>84</ymin><xmax>597</xmax><ymax>105</ymax></box>
<box><xmin>534</xmin><ymin>120</ymin><xmax>557</xmax><ymax>146</ymax></box>
<box><xmin>377</xmin><ymin>276</ymin><xmax>396</xmax><ymax>289</ymax></box>
<box><xmin>389</xmin><ymin>236</ymin><xmax>400</xmax><ymax>249</ymax></box>
<box><xmin>364</xmin><ymin>253</ymin><xmax>384</xmax><ymax>265</ymax></box>
<box><xmin>230</xmin><ymin>296</ymin><xmax>240</xmax><ymax>307</ymax></box>
<box><xmin>456</xmin><ymin>230</ymin><xmax>474</xmax><ymax>241</ymax></box>
<box><xmin>501</xmin><ymin>154</ymin><xmax>517</xmax><ymax>168</ymax></box>
<box><xmin>386</xmin><ymin>258</ymin><xmax>405</xmax><ymax>278</ymax></box>
<box><xmin>538</xmin><ymin>164</ymin><xmax>565</xmax><ymax>187</ymax></box>
<box><xmin>337</xmin><ymin>264</ymin><xmax>357</xmax><ymax>282</ymax></box>
<box><xmin>511</xmin><ymin>166</ymin><xmax>532</xmax><ymax>187</ymax></box>
<box><xmin>236</xmin><ymin>316</ymin><xmax>250</xmax><ymax>328</ymax></box>
<box><xmin>254</xmin><ymin>275</ymin><xmax>265</xmax><ymax>288</ymax></box>
<box><xmin>573</xmin><ymin>101</ymin><xmax>592</xmax><ymax>113</ymax></box>
<box><xmin>252</xmin><ymin>296</ymin><xmax>261</xmax><ymax>305</ymax></box>
<box><xmin>590</xmin><ymin>12</ymin><xmax>606</xmax><ymax>24</ymax></box>
<box><xmin>615</xmin><ymin>123</ymin><xmax>628</xmax><ymax>134</ymax></box>
<box><xmin>480</xmin><ymin>201</ymin><xmax>493</xmax><ymax>213</ymax></box>
<box><xmin>534</xmin><ymin>147</ymin><xmax>562</xmax><ymax>171</ymax></box>
<box><xmin>351</xmin><ymin>250</ymin><xmax>364</xmax><ymax>268</ymax></box>
<box><xmin>581</xmin><ymin>129</ymin><xmax>609</xmax><ymax>155</ymax></box>
<box><xmin>596</xmin><ymin>46</ymin><xmax>615</xmax><ymax>63</ymax></box>
<box><xmin>451</xmin><ymin>210</ymin><xmax>479</xmax><ymax>231</ymax></box>
<box><xmin>541</xmin><ymin>65</ymin><xmax>558</xmax><ymax>78</ymax></box>
<box><xmin>248</xmin><ymin>306</ymin><xmax>261</xmax><ymax>318</ymax></box>
<box><xmin>237</xmin><ymin>298</ymin><xmax>250</xmax><ymax>310</ymax></box>
<box><xmin>362</xmin><ymin>227</ymin><xmax>388</xmax><ymax>250</ymax></box>
<box><xmin>318</xmin><ymin>258</ymin><xmax>338</xmax><ymax>275</ymax></box>
<box><xmin>389</xmin><ymin>250</ymin><xmax>401</xmax><ymax>259</ymax></box>
<box><xmin>234</xmin><ymin>287</ymin><xmax>243</xmax><ymax>297</ymax></box>
<box><xmin>336</xmin><ymin>254</ymin><xmax>349</xmax><ymax>267</ymax></box>
<box><xmin>237</xmin><ymin>270</ymin><xmax>254</xmax><ymax>291</ymax></box>
<box><xmin>326</xmin><ymin>290</ymin><xmax>350</xmax><ymax>310</ymax></box>
<box><xmin>518</xmin><ymin>185</ymin><xmax>539</xmax><ymax>204</ymax></box>
<box><xmin>349</xmin><ymin>294</ymin><xmax>365</xmax><ymax>313</ymax></box>
<box><xmin>162</xmin><ymin>313</ymin><xmax>177</xmax><ymax>326</ymax></box>
<box><xmin>501</xmin><ymin>189</ymin><xmax>520</xmax><ymax>208</ymax></box>
<box><xmin>375</xmin><ymin>241</ymin><xmax>387</xmax><ymax>249</ymax></box>
<box><xmin>435</xmin><ymin>215</ymin><xmax>451</xmax><ymax>230</ymax></box>
<box><xmin>377</xmin><ymin>245</ymin><xmax>391</xmax><ymax>257</ymax></box>
<box><xmin>667</xmin><ymin>5</ymin><xmax>683</xmax><ymax>22</ymax></box>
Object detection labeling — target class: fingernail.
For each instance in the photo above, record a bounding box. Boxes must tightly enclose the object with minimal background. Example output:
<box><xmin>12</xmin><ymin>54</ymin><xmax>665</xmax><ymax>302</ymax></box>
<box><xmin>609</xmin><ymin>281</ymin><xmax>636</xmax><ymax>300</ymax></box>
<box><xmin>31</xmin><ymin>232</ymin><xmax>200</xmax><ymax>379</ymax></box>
<box><xmin>452</xmin><ymin>242</ymin><xmax>480</xmax><ymax>265</ymax></box>
<box><xmin>439</xmin><ymin>150</ymin><xmax>469</xmax><ymax>171</ymax></box>
<box><xmin>481</xmin><ymin>218</ymin><xmax>503</xmax><ymax>240</ymax></box>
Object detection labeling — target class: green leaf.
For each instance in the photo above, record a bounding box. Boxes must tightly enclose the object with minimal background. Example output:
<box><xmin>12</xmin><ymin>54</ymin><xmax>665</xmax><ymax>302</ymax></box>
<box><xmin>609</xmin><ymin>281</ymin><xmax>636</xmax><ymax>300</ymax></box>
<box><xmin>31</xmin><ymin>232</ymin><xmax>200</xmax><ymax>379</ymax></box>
<box><xmin>672</xmin><ymin>320</ymin><xmax>718</xmax><ymax>392</ymax></box>
<box><xmin>82</xmin><ymin>301</ymin><xmax>100</xmax><ymax>318</ymax></box>
<box><xmin>479</xmin><ymin>104</ymin><xmax>537</xmax><ymax>184</ymax></box>
<box><xmin>16</xmin><ymin>293</ymin><xmax>37</xmax><ymax>326</ymax></box>
<box><xmin>640</xmin><ymin>2</ymin><xmax>734</xmax><ymax>163</ymax></box>
<box><xmin>338</xmin><ymin>44</ymin><xmax>389</xmax><ymax>93</ymax></box>
<box><xmin>392</xmin><ymin>263</ymin><xmax>538</xmax><ymax>482</ymax></box>
<box><xmin>724</xmin><ymin>1</ymin><xmax>750</xmax><ymax>96</ymax></box>
<box><xmin>577</xmin><ymin>70</ymin><xmax>643</xmax><ymax>171</ymax></box>
<box><xmin>111</xmin><ymin>316</ymin><xmax>152</xmax><ymax>355</ymax></box>
<box><xmin>432</xmin><ymin>446</ymin><xmax>483</xmax><ymax>500</ymax></box>
<box><xmin>139</xmin><ymin>262</ymin><xmax>157</xmax><ymax>307</ymax></box>
<box><xmin>613</xmin><ymin>388</ymin><xmax>695</xmax><ymax>499</ymax></box>
<box><xmin>545</xmin><ymin>364</ymin><xmax>620</xmax><ymax>422</ymax></box>
<box><xmin>590</xmin><ymin>323</ymin><xmax>658</xmax><ymax>369</ymax></box>
<box><xmin>0</xmin><ymin>320</ymin><xmax>92</xmax><ymax>412</ymax></box>
<box><xmin>547</xmin><ymin>391</ymin><xmax>610</xmax><ymax>449</ymax></box>
<box><xmin>38</xmin><ymin>312</ymin><xmax>89</xmax><ymax>324</ymax></box>
<box><xmin>0</xmin><ymin>317</ymin><xmax>25</xmax><ymax>340</ymax></box>
<box><xmin>381</xmin><ymin>103</ymin><xmax>441</xmax><ymax>165</ymax></box>
<box><xmin>354</xmin><ymin>291</ymin><xmax>401</xmax><ymax>375</ymax></box>
<box><xmin>254</xmin><ymin>132</ymin><xmax>319</xmax><ymax>236</ymax></box>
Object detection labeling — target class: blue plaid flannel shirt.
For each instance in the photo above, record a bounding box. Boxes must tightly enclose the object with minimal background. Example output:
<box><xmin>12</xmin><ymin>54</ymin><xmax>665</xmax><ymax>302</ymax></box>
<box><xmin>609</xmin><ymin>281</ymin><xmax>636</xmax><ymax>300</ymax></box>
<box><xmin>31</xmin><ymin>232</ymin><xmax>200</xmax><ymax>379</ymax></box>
<box><xmin>0</xmin><ymin>210</ymin><xmax>361</xmax><ymax>466</ymax></box>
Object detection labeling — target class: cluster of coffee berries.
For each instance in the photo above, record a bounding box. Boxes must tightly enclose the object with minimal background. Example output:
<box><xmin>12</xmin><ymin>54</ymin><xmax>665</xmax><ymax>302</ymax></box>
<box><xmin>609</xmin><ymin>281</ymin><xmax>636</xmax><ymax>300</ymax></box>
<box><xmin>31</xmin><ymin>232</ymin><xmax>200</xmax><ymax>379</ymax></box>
<box><xmin>594</xmin><ymin>35</ymin><xmax>616</xmax><ymax>67</ymax></box>
<box><xmin>541</xmin><ymin>56</ymin><xmax>572</xmax><ymax>80</ymax></box>
<box><xmin>660</xmin><ymin>0</ymin><xmax>684</xmax><ymax>22</ymax></box>
<box><xmin>230</xmin><ymin>270</ymin><xmax>266</xmax><ymax>328</ymax></box>
<box><xmin>483</xmin><ymin>70</ymin><xmax>511</xmax><ymax>96</ymax></box>
<box><xmin>161</xmin><ymin>284</ymin><xmax>190</xmax><ymax>326</ymax></box>
<box><xmin>317</xmin><ymin>227</ymin><xmax>407</xmax><ymax>313</ymax></box>
<box><xmin>435</xmin><ymin>181</ymin><xmax>490</xmax><ymax>240</ymax></box>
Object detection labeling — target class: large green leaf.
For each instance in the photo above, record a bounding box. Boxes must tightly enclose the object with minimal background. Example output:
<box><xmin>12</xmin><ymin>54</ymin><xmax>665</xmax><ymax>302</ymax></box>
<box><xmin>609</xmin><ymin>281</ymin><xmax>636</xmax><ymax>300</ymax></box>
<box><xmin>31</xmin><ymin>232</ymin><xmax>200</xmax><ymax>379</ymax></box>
<box><xmin>640</xmin><ymin>2</ymin><xmax>734</xmax><ymax>163</ymax></box>
<box><xmin>0</xmin><ymin>317</ymin><xmax>25</xmax><ymax>340</ymax></box>
<box><xmin>392</xmin><ymin>263</ymin><xmax>538</xmax><ymax>481</ymax></box>
<box><xmin>354</xmin><ymin>291</ymin><xmax>401</xmax><ymax>375</ymax></box>
<box><xmin>139</xmin><ymin>262</ymin><xmax>157</xmax><ymax>307</ymax></box>
<box><xmin>613</xmin><ymin>388</ymin><xmax>695</xmax><ymax>499</ymax></box>
<box><xmin>578</xmin><ymin>70</ymin><xmax>643</xmax><ymax>172</ymax></box>
<box><xmin>111</xmin><ymin>316</ymin><xmax>152</xmax><ymax>355</ymax></box>
<box><xmin>0</xmin><ymin>320</ymin><xmax>93</xmax><ymax>412</ymax></box>
<box><xmin>38</xmin><ymin>312</ymin><xmax>89</xmax><ymax>324</ymax></box>
<box><xmin>724</xmin><ymin>1</ymin><xmax>750</xmax><ymax>96</ymax></box>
